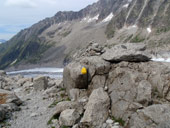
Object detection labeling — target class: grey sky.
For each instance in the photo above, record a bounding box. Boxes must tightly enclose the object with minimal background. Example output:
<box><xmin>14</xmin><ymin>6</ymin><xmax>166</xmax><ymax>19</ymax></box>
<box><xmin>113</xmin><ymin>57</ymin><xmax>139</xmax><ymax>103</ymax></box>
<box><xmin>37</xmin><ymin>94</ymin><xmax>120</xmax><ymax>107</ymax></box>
<box><xmin>0</xmin><ymin>0</ymin><xmax>98</xmax><ymax>40</ymax></box>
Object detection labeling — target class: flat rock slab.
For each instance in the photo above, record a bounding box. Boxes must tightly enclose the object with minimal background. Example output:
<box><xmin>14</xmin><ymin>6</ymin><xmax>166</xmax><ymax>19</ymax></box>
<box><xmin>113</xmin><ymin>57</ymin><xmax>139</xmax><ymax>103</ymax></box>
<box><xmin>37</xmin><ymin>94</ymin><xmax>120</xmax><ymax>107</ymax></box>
<box><xmin>102</xmin><ymin>43</ymin><xmax>151</xmax><ymax>62</ymax></box>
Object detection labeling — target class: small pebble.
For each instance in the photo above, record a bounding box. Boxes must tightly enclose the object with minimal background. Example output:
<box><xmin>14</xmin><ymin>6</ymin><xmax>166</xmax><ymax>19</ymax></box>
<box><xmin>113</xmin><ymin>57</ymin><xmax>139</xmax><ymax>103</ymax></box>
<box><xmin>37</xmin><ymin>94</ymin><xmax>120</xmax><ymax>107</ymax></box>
<box><xmin>106</xmin><ymin>119</ymin><xmax>114</xmax><ymax>124</ymax></box>
<box><xmin>114</xmin><ymin>122</ymin><xmax>119</xmax><ymax>126</ymax></box>
<box><xmin>30</xmin><ymin>113</ymin><xmax>38</xmax><ymax>117</ymax></box>
<box><xmin>79</xmin><ymin>98</ymin><xmax>87</xmax><ymax>103</ymax></box>
<box><xmin>104</xmin><ymin>86</ymin><xmax>108</xmax><ymax>91</ymax></box>
<box><xmin>102</xmin><ymin>123</ymin><xmax>107</xmax><ymax>128</ymax></box>
<box><xmin>112</xmin><ymin>126</ymin><xmax>119</xmax><ymax>128</ymax></box>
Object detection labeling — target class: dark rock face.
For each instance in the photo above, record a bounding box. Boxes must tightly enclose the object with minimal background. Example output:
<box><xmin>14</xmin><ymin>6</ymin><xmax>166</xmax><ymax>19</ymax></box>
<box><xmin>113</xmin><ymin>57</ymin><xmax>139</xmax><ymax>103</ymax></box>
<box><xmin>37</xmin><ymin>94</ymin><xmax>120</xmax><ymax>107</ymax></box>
<box><xmin>0</xmin><ymin>105</ymin><xmax>6</xmax><ymax>121</ymax></box>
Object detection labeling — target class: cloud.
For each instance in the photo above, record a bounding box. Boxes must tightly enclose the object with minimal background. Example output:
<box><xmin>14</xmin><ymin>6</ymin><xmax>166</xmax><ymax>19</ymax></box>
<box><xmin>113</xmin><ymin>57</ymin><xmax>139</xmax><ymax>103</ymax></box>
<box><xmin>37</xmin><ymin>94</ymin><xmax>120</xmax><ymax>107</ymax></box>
<box><xmin>5</xmin><ymin>0</ymin><xmax>37</xmax><ymax>8</ymax></box>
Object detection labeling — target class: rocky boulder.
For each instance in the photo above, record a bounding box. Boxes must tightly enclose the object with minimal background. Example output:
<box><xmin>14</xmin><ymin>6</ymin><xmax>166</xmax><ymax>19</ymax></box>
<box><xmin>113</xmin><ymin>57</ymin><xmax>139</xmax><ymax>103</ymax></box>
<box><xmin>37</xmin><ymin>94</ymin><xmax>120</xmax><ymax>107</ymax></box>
<box><xmin>0</xmin><ymin>105</ymin><xmax>6</xmax><ymax>121</ymax></box>
<box><xmin>0</xmin><ymin>89</ymin><xmax>22</xmax><ymax>105</ymax></box>
<box><xmin>55</xmin><ymin>101</ymin><xmax>84</xmax><ymax>115</ymax></box>
<box><xmin>63</xmin><ymin>62</ymin><xmax>88</xmax><ymax>94</ymax></box>
<box><xmin>102</xmin><ymin>43</ymin><xmax>151</xmax><ymax>62</ymax></box>
<box><xmin>17</xmin><ymin>77</ymin><xmax>33</xmax><ymax>86</ymax></box>
<box><xmin>73</xmin><ymin>42</ymin><xmax>105</xmax><ymax>58</ymax></box>
<box><xmin>59</xmin><ymin>109</ymin><xmax>80</xmax><ymax>126</ymax></box>
<box><xmin>129</xmin><ymin>104</ymin><xmax>170</xmax><ymax>128</ymax></box>
<box><xmin>81</xmin><ymin>88</ymin><xmax>110</xmax><ymax>127</ymax></box>
<box><xmin>0</xmin><ymin>89</ymin><xmax>22</xmax><ymax>122</ymax></box>
<box><xmin>33</xmin><ymin>76</ymin><xmax>48</xmax><ymax>91</ymax></box>
<box><xmin>63</xmin><ymin>56</ymin><xmax>110</xmax><ymax>95</ymax></box>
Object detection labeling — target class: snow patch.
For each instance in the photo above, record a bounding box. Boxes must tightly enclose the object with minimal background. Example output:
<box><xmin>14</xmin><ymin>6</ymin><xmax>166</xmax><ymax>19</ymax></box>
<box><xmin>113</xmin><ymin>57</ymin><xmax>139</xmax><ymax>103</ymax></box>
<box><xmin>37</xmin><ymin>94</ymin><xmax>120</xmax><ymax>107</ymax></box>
<box><xmin>82</xmin><ymin>14</ymin><xmax>99</xmax><ymax>23</ymax></box>
<box><xmin>147</xmin><ymin>27</ymin><xmax>152</xmax><ymax>33</ymax></box>
<box><xmin>132</xmin><ymin>25</ymin><xmax>137</xmax><ymax>28</ymax></box>
<box><xmin>87</xmin><ymin>14</ymin><xmax>99</xmax><ymax>22</ymax></box>
<box><xmin>123</xmin><ymin>4</ymin><xmax>129</xmax><ymax>8</ymax></box>
<box><xmin>10</xmin><ymin>59</ymin><xmax>17</xmax><ymax>65</ymax></box>
<box><xmin>119</xmin><ymin>24</ymin><xmax>138</xmax><ymax>32</ymax></box>
<box><xmin>152</xmin><ymin>58</ymin><xmax>170</xmax><ymax>62</ymax></box>
<box><xmin>102</xmin><ymin>13</ymin><xmax>114</xmax><ymax>22</ymax></box>
<box><xmin>7</xmin><ymin>68</ymin><xmax>64</xmax><ymax>74</ymax></box>
<box><xmin>126</xmin><ymin>25</ymin><xmax>137</xmax><ymax>29</ymax></box>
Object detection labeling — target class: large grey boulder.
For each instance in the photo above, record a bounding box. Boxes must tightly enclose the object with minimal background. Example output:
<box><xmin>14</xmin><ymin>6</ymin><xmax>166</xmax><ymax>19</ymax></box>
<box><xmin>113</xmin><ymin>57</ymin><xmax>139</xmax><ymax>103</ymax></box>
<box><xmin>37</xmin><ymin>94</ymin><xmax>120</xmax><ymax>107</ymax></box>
<box><xmin>106</xmin><ymin>62</ymin><xmax>159</xmax><ymax>120</ymax></box>
<box><xmin>102</xmin><ymin>43</ymin><xmax>151</xmax><ymax>62</ymax></box>
<box><xmin>33</xmin><ymin>76</ymin><xmax>48</xmax><ymax>91</ymax></box>
<box><xmin>108</xmin><ymin>68</ymin><xmax>139</xmax><ymax>120</ymax></box>
<box><xmin>59</xmin><ymin>109</ymin><xmax>80</xmax><ymax>126</ymax></box>
<box><xmin>63</xmin><ymin>56</ymin><xmax>110</xmax><ymax>95</ymax></box>
<box><xmin>81</xmin><ymin>88</ymin><xmax>110</xmax><ymax>127</ymax></box>
<box><xmin>129</xmin><ymin>104</ymin><xmax>170</xmax><ymax>128</ymax></box>
<box><xmin>63</xmin><ymin>62</ymin><xmax>88</xmax><ymax>93</ymax></box>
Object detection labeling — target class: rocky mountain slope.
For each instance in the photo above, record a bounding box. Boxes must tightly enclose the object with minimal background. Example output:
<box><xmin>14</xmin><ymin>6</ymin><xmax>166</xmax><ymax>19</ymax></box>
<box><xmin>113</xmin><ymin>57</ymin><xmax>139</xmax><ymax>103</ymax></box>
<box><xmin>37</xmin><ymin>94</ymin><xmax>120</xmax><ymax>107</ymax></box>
<box><xmin>0</xmin><ymin>0</ymin><xmax>170</xmax><ymax>70</ymax></box>
<box><xmin>106</xmin><ymin>0</ymin><xmax>170</xmax><ymax>46</ymax></box>
<box><xmin>0</xmin><ymin>0</ymin><xmax>130</xmax><ymax>70</ymax></box>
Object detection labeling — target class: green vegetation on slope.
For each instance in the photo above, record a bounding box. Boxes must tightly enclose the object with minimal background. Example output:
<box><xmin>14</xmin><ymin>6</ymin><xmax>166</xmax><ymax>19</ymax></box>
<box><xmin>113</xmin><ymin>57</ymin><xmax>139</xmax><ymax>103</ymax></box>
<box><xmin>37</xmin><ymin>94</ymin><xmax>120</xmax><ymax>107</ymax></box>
<box><xmin>131</xmin><ymin>35</ymin><xmax>145</xmax><ymax>43</ymax></box>
<box><xmin>0</xmin><ymin>36</ymin><xmax>52</xmax><ymax>69</ymax></box>
<box><xmin>0</xmin><ymin>18</ymin><xmax>53</xmax><ymax>69</ymax></box>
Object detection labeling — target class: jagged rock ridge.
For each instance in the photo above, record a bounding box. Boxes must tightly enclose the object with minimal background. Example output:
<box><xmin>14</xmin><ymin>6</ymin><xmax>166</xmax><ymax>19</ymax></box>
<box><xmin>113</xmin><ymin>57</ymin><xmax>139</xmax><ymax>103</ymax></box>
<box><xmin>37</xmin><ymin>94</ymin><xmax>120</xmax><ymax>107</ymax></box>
<box><xmin>1</xmin><ymin>0</ymin><xmax>170</xmax><ymax>70</ymax></box>
<box><xmin>0</xmin><ymin>0</ymin><xmax>131</xmax><ymax>69</ymax></box>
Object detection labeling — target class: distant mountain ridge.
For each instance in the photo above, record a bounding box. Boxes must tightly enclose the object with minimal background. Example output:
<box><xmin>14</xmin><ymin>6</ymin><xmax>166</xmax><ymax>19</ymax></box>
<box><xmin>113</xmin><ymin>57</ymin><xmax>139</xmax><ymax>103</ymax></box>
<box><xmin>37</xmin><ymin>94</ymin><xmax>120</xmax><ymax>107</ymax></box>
<box><xmin>0</xmin><ymin>0</ymin><xmax>170</xmax><ymax>70</ymax></box>
<box><xmin>0</xmin><ymin>39</ymin><xmax>6</xmax><ymax>43</ymax></box>
<box><xmin>0</xmin><ymin>0</ymin><xmax>130</xmax><ymax>69</ymax></box>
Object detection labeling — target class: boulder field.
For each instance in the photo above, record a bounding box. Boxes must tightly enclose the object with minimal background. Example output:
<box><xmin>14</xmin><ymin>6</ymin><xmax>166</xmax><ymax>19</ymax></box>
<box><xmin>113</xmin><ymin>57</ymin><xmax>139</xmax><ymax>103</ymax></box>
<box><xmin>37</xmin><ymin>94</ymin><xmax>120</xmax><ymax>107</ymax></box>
<box><xmin>1</xmin><ymin>43</ymin><xmax>170</xmax><ymax>128</ymax></box>
<box><xmin>62</xmin><ymin>43</ymin><xmax>170</xmax><ymax>128</ymax></box>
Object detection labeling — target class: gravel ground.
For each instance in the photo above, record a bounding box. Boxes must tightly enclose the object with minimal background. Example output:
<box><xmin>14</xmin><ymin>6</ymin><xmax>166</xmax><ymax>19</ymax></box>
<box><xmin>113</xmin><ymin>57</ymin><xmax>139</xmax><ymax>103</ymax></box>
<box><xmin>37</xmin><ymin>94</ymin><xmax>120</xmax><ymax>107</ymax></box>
<box><xmin>7</xmin><ymin>80</ymin><xmax>61</xmax><ymax>128</ymax></box>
